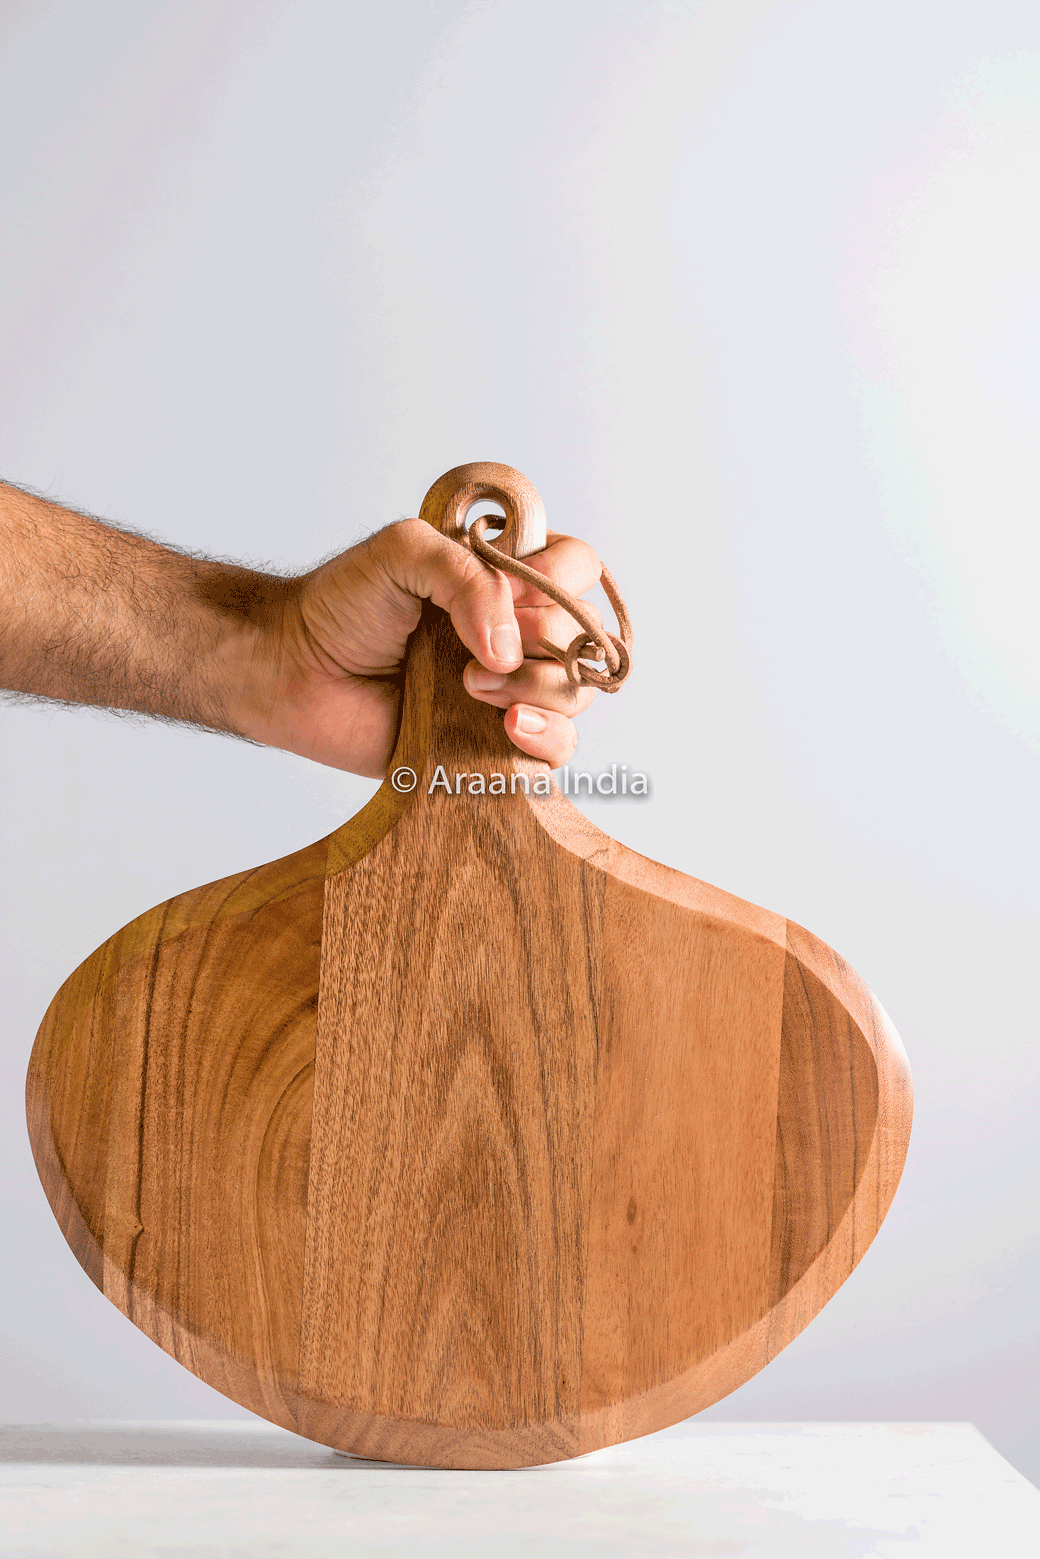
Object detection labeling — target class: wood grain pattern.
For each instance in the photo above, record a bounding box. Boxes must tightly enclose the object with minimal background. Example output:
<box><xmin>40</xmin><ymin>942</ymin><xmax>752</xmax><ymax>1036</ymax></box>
<box><xmin>27</xmin><ymin>843</ymin><xmax>326</xmax><ymax>1430</ymax></box>
<box><xmin>296</xmin><ymin>615</ymin><xmax>600</xmax><ymax>1467</ymax></box>
<box><xmin>26</xmin><ymin>462</ymin><xmax>913</xmax><ymax>1469</ymax></box>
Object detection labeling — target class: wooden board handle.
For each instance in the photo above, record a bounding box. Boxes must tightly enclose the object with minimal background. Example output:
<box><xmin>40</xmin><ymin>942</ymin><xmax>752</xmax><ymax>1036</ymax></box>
<box><xmin>419</xmin><ymin>462</ymin><xmax>547</xmax><ymax>560</ymax></box>
<box><xmin>327</xmin><ymin>464</ymin><xmax>551</xmax><ymax>874</ymax></box>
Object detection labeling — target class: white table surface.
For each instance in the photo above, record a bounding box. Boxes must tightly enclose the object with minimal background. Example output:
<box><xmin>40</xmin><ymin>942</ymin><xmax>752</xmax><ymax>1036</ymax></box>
<box><xmin>1</xmin><ymin>1420</ymin><xmax>1037</xmax><ymax>1558</ymax></box>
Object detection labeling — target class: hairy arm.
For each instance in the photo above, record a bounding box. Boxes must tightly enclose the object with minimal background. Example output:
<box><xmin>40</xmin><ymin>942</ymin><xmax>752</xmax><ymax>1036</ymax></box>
<box><xmin>0</xmin><ymin>482</ymin><xmax>600</xmax><ymax>775</ymax></box>
<box><xmin>0</xmin><ymin>481</ymin><xmax>281</xmax><ymax>733</ymax></box>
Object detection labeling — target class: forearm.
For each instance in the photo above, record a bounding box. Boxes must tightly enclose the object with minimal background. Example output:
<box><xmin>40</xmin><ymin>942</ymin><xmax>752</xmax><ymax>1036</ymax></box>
<box><xmin>0</xmin><ymin>481</ymin><xmax>286</xmax><ymax>735</ymax></box>
<box><xmin>0</xmin><ymin>476</ymin><xmax>603</xmax><ymax>777</ymax></box>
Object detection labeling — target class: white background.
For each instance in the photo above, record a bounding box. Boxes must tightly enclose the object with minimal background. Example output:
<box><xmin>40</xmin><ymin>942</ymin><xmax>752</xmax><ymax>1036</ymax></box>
<box><xmin>1</xmin><ymin>0</ymin><xmax>1037</xmax><ymax>1483</ymax></box>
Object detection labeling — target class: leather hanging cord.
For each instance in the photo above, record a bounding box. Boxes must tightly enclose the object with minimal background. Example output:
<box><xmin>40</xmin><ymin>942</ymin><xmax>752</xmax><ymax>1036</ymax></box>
<box><xmin>466</xmin><ymin>515</ymin><xmax>633</xmax><ymax>693</ymax></box>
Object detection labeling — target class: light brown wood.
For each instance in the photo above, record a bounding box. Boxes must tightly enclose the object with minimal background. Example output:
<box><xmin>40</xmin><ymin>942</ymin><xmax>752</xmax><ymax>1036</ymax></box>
<box><xmin>26</xmin><ymin>461</ymin><xmax>912</xmax><ymax>1469</ymax></box>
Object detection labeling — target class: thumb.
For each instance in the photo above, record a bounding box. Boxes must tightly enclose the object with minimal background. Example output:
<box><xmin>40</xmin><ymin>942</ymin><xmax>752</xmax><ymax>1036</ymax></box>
<box><xmin>365</xmin><ymin>517</ymin><xmax>524</xmax><ymax>673</ymax></box>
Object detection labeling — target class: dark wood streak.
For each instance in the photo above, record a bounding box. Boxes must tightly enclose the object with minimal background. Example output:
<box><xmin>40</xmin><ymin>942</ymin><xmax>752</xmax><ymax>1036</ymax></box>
<box><xmin>770</xmin><ymin>945</ymin><xmax>881</xmax><ymax>1301</ymax></box>
<box><xmin>125</xmin><ymin>904</ymin><xmax>161</xmax><ymax>1312</ymax></box>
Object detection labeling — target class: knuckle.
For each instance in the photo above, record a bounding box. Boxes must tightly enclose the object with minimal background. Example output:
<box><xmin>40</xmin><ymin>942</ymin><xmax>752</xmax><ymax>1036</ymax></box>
<box><xmin>371</xmin><ymin>516</ymin><xmax>426</xmax><ymax>566</ymax></box>
<box><xmin>377</xmin><ymin>517</ymin><xmax>489</xmax><ymax>600</ymax></box>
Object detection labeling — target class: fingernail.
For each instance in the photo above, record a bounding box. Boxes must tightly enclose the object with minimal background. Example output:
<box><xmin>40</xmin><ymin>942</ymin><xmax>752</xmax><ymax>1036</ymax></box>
<box><xmin>468</xmin><ymin>667</ymin><xmax>506</xmax><ymax>692</ymax></box>
<box><xmin>490</xmin><ymin>624</ymin><xmax>522</xmax><ymax>665</ymax></box>
<box><xmin>514</xmin><ymin>706</ymin><xmax>547</xmax><ymax>735</ymax></box>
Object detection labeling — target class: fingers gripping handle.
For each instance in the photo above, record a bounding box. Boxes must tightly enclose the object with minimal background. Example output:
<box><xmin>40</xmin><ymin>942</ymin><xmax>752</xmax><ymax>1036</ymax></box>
<box><xmin>419</xmin><ymin>461</ymin><xmax>633</xmax><ymax>695</ymax></box>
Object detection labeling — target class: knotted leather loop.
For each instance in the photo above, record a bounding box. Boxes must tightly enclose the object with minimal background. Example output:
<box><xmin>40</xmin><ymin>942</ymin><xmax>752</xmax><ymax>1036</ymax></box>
<box><xmin>466</xmin><ymin>515</ymin><xmax>633</xmax><ymax>694</ymax></box>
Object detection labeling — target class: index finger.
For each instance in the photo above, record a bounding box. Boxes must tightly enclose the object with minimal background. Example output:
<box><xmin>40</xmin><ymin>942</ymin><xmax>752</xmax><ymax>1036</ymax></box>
<box><xmin>505</xmin><ymin>532</ymin><xmax>602</xmax><ymax>609</ymax></box>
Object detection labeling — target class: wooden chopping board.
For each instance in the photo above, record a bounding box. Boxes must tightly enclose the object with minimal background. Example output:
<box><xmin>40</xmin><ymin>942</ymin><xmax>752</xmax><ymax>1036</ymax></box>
<box><xmin>25</xmin><ymin>462</ymin><xmax>913</xmax><ymax>1470</ymax></box>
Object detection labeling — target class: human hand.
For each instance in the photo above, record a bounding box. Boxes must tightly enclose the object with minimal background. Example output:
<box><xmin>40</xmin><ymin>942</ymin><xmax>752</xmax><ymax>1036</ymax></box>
<box><xmin>251</xmin><ymin>519</ymin><xmax>604</xmax><ymax>777</ymax></box>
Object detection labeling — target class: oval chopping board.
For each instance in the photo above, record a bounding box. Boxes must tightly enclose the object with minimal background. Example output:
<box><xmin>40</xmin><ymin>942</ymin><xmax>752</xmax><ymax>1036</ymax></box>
<box><xmin>25</xmin><ymin>462</ymin><xmax>912</xmax><ymax>1470</ymax></box>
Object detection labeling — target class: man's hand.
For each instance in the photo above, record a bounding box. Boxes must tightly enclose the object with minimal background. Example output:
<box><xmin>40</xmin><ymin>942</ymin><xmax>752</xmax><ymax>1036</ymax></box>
<box><xmin>0</xmin><ymin>483</ymin><xmax>602</xmax><ymax>775</ymax></box>
<box><xmin>253</xmin><ymin>519</ymin><xmax>601</xmax><ymax>775</ymax></box>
